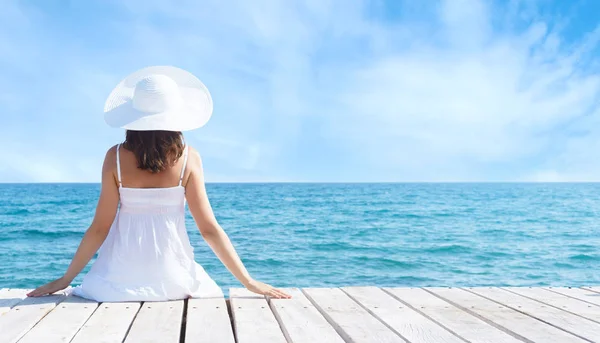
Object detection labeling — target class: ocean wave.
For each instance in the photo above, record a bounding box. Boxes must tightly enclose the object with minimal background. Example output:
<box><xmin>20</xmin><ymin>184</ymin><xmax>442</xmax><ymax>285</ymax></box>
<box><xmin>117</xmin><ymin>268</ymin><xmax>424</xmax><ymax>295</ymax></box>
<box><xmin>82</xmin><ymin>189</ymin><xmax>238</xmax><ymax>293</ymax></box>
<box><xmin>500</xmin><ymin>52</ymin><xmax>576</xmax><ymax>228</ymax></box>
<box><xmin>478</xmin><ymin>228</ymin><xmax>510</xmax><ymax>234</ymax></box>
<box><xmin>353</xmin><ymin>256</ymin><xmax>420</xmax><ymax>269</ymax></box>
<box><xmin>39</xmin><ymin>199</ymin><xmax>90</xmax><ymax>206</ymax></box>
<box><xmin>570</xmin><ymin>244</ymin><xmax>596</xmax><ymax>251</ymax></box>
<box><xmin>246</xmin><ymin>258</ymin><xmax>285</xmax><ymax>267</ymax></box>
<box><xmin>569</xmin><ymin>254</ymin><xmax>600</xmax><ymax>261</ymax></box>
<box><xmin>479</xmin><ymin>251</ymin><xmax>514</xmax><ymax>258</ymax></box>
<box><xmin>392</xmin><ymin>213</ymin><xmax>427</xmax><ymax>219</ymax></box>
<box><xmin>553</xmin><ymin>262</ymin><xmax>576</xmax><ymax>269</ymax></box>
<box><xmin>385</xmin><ymin>275</ymin><xmax>438</xmax><ymax>283</ymax></box>
<box><xmin>310</xmin><ymin>241</ymin><xmax>354</xmax><ymax>251</ymax></box>
<box><xmin>1</xmin><ymin>208</ymin><xmax>33</xmax><ymax>215</ymax></box>
<box><xmin>432</xmin><ymin>212</ymin><xmax>454</xmax><ymax>217</ymax></box>
<box><xmin>424</xmin><ymin>244</ymin><xmax>473</xmax><ymax>254</ymax></box>
<box><xmin>310</xmin><ymin>241</ymin><xmax>393</xmax><ymax>254</ymax></box>
<box><xmin>16</xmin><ymin>229</ymin><xmax>83</xmax><ymax>239</ymax></box>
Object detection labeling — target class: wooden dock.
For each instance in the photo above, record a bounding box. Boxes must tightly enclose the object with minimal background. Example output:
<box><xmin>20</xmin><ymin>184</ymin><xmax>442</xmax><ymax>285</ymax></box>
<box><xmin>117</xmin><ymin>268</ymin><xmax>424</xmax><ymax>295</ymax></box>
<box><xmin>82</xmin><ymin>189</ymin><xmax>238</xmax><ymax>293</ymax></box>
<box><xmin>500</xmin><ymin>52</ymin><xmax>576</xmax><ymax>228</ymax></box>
<box><xmin>1</xmin><ymin>286</ymin><xmax>600</xmax><ymax>342</ymax></box>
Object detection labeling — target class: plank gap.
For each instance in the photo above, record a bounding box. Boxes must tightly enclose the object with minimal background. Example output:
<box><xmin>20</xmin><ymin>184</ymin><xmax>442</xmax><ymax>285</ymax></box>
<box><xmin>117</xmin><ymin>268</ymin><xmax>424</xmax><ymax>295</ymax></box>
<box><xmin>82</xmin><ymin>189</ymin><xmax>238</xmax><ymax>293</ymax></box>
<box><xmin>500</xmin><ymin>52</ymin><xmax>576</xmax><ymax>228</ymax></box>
<box><xmin>423</xmin><ymin>288</ymin><xmax>534</xmax><ymax>343</ymax></box>
<box><xmin>179</xmin><ymin>299</ymin><xmax>188</xmax><ymax>343</ymax></box>
<box><xmin>302</xmin><ymin>288</ymin><xmax>401</xmax><ymax>343</ymax></box>
<box><xmin>120</xmin><ymin>301</ymin><xmax>144</xmax><ymax>342</ymax></box>
<box><xmin>267</xmin><ymin>295</ymin><xmax>298</xmax><ymax>343</ymax></box>
<box><xmin>461</xmin><ymin>288</ymin><xmax>594</xmax><ymax>342</ymax></box>
<box><xmin>226</xmin><ymin>298</ymin><xmax>237</xmax><ymax>343</ymax></box>
<box><xmin>547</xmin><ymin>288</ymin><xmax>600</xmax><ymax>307</ymax></box>
<box><xmin>68</xmin><ymin>301</ymin><xmax>102</xmax><ymax>343</ymax></box>
<box><xmin>375</xmin><ymin>288</ymin><xmax>472</xmax><ymax>343</ymax></box>
<box><xmin>581</xmin><ymin>287</ymin><xmax>600</xmax><ymax>294</ymax></box>
<box><xmin>502</xmin><ymin>287</ymin><xmax>600</xmax><ymax>325</ymax></box>
<box><xmin>301</xmin><ymin>289</ymin><xmax>355</xmax><ymax>342</ymax></box>
<box><xmin>341</xmin><ymin>288</ymin><xmax>425</xmax><ymax>343</ymax></box>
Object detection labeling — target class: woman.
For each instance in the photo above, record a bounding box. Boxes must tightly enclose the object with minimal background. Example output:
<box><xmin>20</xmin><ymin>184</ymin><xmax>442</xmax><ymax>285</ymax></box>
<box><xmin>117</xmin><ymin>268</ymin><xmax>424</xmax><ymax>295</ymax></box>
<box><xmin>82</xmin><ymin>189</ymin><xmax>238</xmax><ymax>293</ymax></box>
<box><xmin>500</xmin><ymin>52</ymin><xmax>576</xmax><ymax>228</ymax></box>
<box><xmin>28</xmin><ymin>66</ymin><xmax>291</xmax><ymax>301</ymax></box>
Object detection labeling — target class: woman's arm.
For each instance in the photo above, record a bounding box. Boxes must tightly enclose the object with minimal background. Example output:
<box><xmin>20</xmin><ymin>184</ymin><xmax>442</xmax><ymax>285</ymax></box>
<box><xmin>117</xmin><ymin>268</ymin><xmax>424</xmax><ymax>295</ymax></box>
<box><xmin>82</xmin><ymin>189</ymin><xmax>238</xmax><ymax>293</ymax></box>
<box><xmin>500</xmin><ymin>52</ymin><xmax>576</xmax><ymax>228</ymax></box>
<box><xmin>28</xmin><ymin>147</ymin><xmax>120</xmax><ymax>297</ymax></box>
<box><xmin>185</xmin><ymin>148</ymin><xmax>290</xmax><ymax>299</ymax></box>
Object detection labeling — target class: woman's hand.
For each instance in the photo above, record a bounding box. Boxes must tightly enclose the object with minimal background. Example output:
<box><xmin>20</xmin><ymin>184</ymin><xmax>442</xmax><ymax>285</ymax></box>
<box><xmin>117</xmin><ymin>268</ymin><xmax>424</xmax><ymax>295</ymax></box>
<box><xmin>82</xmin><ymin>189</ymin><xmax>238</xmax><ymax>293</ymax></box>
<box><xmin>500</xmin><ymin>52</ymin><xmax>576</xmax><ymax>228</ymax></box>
<box><xmin>27</xmin><ymin>277</ymin><xmax>71</xmax><ymax>297</ymax></box>
<box><xmin>244</xmin><ymin>279</ymin><xmax>291</xmax><ymax>299</ymax></box>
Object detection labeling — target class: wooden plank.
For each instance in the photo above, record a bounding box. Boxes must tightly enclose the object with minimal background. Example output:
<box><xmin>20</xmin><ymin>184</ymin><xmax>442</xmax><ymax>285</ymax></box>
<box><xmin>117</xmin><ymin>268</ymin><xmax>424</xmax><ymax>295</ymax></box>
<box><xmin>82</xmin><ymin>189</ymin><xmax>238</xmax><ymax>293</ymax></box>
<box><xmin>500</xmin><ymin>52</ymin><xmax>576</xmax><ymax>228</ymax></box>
<box><xmin>504</xmin><ymin>287</ymin><xmax>600</xmax><ymax>323</ymax></box>
<box><xmin>468</xmin><ymin>287</ymin><xmax>600</xmax><ymax>341</ymax></box>
<box><xmin>303</xmin><ymin>288</ymin><xmax>403</xmax><ymax>343</ymax></box>
<box><xmin>70</xmin><ymin>301</ymin><xmax>141</xmax><ymax>343</ymax></box>
<box><xmin>124</xmin><ymin>300</ymin><xmax>183</xmax><ymax>342</ymax></box>
<box><xmin>343</xmin><ymin>287</ymin><xmax>464</xmax><ymax>343</ymax></box>
<box><xmin>229</xmin><ymin>288</ymin><xmax>287</xmax><ymax>343</ymax></box>
<box><xmin>0</xmin><ymin>294</ymin><xmax>66</xmax><ymax>343</ymax></box>
<box><xmin>17</xmin><ymin>295</ymin><xmax>99</xmax><ymax>343</ymax></box>
<box><xmin>582</xmin><ymin>286</ymin><xmax>600</xmax><ymax>294</ymax></box>
<box><xmin>269</xmin><ymin>288</ymin><xmax>345</xmax><ymax>343</ymax></box>
<box><xmin>185</xmin><ymin>297</ymin><xmax>235</xmax><ymax>343</ymax></box>
<box><xmin>547</xmin><ymin>287</ymin><xmax>600</xmax><ymax>307</ymax></box>
<box><xmin>385</xmin><ymin>288</ymin><xmax>522</xmax><ymax>343</ymax></box>
<box><xmin>0</xmin><ymin>289</ymin><xmax>29</xmax><ymax>315</ymax></box>
<box><xmin>429</xmin><ymin>287</ymin><xmax>586</xmax><ymax>343</ymax></box>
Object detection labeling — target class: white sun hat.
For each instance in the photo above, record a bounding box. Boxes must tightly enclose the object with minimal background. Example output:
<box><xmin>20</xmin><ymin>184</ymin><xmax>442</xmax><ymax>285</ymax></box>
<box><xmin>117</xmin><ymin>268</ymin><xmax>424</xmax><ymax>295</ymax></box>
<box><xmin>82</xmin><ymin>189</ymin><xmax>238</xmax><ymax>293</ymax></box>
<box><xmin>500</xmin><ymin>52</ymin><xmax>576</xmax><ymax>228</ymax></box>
<box><xmin>104</xmin><ymin>66</ymin><xmax>213</xmax><ymax>131</ymax></box>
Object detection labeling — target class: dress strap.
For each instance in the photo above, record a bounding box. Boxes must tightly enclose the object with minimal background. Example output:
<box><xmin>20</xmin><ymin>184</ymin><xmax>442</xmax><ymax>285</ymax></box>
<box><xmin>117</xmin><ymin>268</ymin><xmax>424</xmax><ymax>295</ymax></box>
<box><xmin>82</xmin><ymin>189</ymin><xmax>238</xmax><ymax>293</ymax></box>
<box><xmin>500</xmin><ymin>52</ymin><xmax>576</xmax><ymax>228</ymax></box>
<box><xmin>116</xmin><ymin>144</ymin><xmax>122</xmax><ymax>188</ymax></box>
<box><xmin>179</xmin><ymin>145</ymin><xmax>189</xmax><ymax>187</ymax></box>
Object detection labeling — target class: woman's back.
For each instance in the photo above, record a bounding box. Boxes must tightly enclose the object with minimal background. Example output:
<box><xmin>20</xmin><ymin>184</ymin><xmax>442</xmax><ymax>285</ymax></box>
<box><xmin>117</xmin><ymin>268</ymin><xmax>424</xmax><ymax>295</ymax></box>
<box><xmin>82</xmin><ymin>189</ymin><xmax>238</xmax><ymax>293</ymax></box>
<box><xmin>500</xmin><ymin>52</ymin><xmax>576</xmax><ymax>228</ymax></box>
<box><xmin>116</xmin><ymin>144</ymin><xmax>189</xmax><ymax>190</ymax></box>
<box><xmin>117</xmin><ymin>143</ymin><xmax>188</xmax><ymax>212</ymax></box>
<box><xmin>70</xmin><ymin>143</ymin><xmax>223</xmax><ymax>302</ymax></box>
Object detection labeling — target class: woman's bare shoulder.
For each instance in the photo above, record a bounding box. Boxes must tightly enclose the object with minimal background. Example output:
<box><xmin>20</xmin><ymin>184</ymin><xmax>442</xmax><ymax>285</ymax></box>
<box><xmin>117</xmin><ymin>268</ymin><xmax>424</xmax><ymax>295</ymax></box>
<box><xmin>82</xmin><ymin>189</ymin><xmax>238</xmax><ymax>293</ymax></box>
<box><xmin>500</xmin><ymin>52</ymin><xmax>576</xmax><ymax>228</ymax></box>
<box><xmin>107</xmin><ymin>144</ymin><xmax>119</xmax><ymax>154</ymax></box>
<box><xmin>186</xmin><ymin>146</ymin><xmax>203</xmax><ymax>168</ymax></box>
<box><xmin>102</xmin><ymin>145</ymin><xmax>119</xmax><ymax>168</ymax></box>
<box><xmin>106</xmin><ymin>145</ymin><xmax>119</xmax><ymax>158</ymax></box>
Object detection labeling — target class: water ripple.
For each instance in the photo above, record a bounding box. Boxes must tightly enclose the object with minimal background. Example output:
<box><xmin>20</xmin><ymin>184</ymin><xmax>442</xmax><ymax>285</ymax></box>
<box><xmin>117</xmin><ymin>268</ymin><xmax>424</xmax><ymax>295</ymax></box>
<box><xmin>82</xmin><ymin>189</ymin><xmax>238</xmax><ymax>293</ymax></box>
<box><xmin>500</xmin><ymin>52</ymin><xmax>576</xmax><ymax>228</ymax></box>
<box><xmin>1</xmin><ymin>183</ymin><xmax>600</xmax><ymax>289</ymax></box>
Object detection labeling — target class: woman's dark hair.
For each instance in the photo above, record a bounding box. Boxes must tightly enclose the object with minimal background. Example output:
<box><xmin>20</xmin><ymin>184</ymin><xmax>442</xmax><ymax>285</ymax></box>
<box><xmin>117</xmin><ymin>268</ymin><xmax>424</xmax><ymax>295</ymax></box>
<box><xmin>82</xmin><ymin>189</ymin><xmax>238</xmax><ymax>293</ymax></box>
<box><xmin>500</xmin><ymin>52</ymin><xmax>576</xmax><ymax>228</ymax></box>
<box><xmin>123</xmin><ymin>130</ymin><xmax>185</xmax><ymax>173</ymax></box>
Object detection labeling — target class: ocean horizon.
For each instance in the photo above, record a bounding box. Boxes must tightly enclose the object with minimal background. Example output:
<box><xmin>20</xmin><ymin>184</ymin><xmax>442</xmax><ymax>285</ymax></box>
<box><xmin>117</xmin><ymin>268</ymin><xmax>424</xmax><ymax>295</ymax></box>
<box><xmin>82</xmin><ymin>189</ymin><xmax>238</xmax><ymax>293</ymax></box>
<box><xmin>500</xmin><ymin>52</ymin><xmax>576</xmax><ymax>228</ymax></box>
<box><xmin>1</xmin><ymin>182</ymin><xmax>599</xmax><ymax>293</ymax></box>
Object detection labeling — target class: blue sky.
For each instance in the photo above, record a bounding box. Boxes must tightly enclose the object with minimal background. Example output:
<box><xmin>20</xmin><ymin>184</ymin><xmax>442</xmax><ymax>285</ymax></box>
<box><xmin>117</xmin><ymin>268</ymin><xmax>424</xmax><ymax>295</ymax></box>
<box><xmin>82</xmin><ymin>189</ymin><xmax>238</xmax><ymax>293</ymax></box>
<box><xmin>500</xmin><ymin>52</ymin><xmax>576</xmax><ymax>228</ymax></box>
<box><xmin>0</xmin><ymin>0</ymin><xmax>599</xmax><ymax>182</ymax></box>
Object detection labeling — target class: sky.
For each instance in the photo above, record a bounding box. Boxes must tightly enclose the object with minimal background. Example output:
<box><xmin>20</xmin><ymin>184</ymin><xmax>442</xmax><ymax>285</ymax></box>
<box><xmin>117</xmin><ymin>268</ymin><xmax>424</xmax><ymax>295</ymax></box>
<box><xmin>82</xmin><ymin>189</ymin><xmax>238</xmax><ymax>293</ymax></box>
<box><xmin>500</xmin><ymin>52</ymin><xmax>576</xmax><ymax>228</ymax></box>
<box><xmin>0</xmin><ymin>0</ymin><xmax>599</xmax><ymax>183</ymax></box>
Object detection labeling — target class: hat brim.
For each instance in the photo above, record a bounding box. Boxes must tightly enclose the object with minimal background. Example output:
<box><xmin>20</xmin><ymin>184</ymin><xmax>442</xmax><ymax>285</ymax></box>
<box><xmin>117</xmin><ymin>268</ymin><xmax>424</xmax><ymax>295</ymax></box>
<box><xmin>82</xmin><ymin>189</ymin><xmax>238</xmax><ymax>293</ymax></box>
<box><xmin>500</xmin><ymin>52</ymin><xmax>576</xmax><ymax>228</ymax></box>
<box><xmin>103</xmin><ymin>66</ymin><xmax>213</xmax><ymax>131</ymax></box>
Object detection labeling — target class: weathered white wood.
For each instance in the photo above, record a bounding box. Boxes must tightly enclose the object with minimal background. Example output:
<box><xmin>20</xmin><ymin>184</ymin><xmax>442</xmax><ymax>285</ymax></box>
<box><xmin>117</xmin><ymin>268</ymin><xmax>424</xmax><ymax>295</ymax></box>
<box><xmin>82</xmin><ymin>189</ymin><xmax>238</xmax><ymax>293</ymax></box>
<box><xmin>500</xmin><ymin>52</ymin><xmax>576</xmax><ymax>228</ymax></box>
<box><xmin>185</xmin><ymin>297</ymin><xmax>235</xmax><ymax>343</ymax></box>
<box><xmin>303</xmin><ymin>288</ymin><xmax>403</xmax><ymax>343</ymax></box>
<box><xmin>70</xmin><ymin>301</ymin><xmax>141</xmax><ymax>343</ymax></box>
<box><xmin>429</xmin><ymin>287</ymin><xmax>586</xmax><ymax>343</ymax></box>
<box><xmin>5</xmin><ymin>286</ymin><xmax>600</xmax><ymax>342</ymax></box>
<box><xmin>385</xmin><ymin>288</ymin><xmax>522</xmax><ymax>343</ymax></box>
<box><xmin>230</xmin><ymin>288</ymin><xmax>287</xmax><ymax>343</ymax></box>
<box><xmin>504</xmin><ymin>287</ymin><xmax>600</xmax><ymax>323</ymax></box>
<box><xmin>0</xmin><ymin>294</ymin><xmax>66</xmax><ymax>343</ymax></box>
<box><xmin>17</xmin><ymin>295</ymin><xmax>99</xmax><ymax>343</ymax></box>
<box><xmin>0</xmin><ymin>289</ymin><xmax>29</xmax><ymax>315</ymax></box>
<box><xmin>124</xmin><ymin>300</ymin><xmax>183</xmax><ymax>342</ymax></box>
<box><xmin>343</xmin><ymin>287</ymin><xmax>463</xmax><ymax>343</ymax></box>
<box><xmin>547</xmin><ymin>287</ymin><xmax>600</xmax><ymax>307</ymax></box>
<box><xmin>269</xmin><ymin>288</ymin><xmax>345</xmax><ymax>343</ymax></box>
<box><xmin>582</xmin><ymin>286</ymin><xmax>600</xmax><ymax>290</ymax></box>
<box><xmin>581</xmin><ymin>286</ymin><xmax>600</xmax><ymax>294</ymax></box>
<box><xmin>468</xmin><ymin>287</ymin><xmax>600</xmax><ymax>341</ymax></box>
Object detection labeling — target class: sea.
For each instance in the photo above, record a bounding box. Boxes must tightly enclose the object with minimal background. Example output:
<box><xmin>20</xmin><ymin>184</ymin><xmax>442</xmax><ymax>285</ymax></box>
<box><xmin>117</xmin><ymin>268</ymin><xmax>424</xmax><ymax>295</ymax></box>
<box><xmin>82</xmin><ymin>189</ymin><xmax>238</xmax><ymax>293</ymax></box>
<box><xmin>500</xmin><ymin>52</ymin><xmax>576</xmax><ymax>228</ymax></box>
<box><xmin>1</xmin><ymin>183</ymin><xmax>599</xmax><ymax>293</ymax></box>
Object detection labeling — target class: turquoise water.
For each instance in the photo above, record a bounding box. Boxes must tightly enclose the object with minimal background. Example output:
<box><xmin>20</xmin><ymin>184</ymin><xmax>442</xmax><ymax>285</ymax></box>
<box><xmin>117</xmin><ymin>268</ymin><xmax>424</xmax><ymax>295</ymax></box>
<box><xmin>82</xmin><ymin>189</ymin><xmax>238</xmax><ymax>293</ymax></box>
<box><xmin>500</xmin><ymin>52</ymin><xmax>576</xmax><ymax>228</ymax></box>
<box><xmin>1</xmin><ymin>183</ymin><xmax>599</xmax><ymax>292</ymax></box>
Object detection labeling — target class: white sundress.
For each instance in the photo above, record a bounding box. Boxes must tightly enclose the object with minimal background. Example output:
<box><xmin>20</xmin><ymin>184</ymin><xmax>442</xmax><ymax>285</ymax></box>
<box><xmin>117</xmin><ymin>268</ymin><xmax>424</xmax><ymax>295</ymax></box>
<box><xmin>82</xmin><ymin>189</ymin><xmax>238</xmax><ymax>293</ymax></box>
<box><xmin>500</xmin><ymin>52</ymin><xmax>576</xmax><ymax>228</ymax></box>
<box><xmin>72</xmin><ymin>144</ymin><xmax>223</xmax><ymax>302</ymax></box>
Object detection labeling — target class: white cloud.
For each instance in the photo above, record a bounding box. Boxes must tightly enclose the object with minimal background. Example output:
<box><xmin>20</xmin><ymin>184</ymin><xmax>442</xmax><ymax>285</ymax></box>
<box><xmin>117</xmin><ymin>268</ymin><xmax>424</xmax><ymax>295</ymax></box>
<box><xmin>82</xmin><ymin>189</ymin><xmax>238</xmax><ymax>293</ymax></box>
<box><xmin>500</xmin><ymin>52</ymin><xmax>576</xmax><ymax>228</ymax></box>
<box><xmin>316</xmin><ymin>0</ymin><xmax>600</xmax><ymax>181</ymax></box>
<box><xmin>0</xmin><ymin>151</ymin><xmax>89</xmax><ymax>183</ymax></box>
<box><xmin>0</xmin><ymin>0</ymin><xmax>599</xmax><ymax>182</ymax></box>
